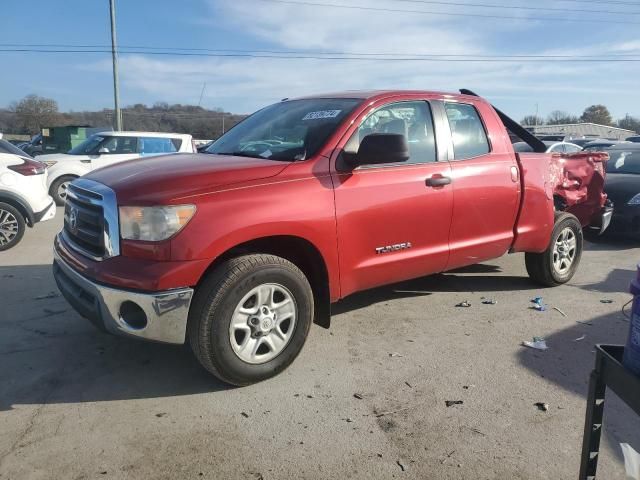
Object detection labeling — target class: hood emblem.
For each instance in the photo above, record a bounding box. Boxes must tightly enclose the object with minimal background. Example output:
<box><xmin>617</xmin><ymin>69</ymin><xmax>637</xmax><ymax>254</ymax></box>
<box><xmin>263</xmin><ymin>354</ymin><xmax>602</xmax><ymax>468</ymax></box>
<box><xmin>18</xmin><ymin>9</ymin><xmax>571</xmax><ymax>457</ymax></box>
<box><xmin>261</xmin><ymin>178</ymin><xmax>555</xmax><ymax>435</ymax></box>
<box><xmin>69</xmin><ymin>207</ymin><xmax>79</xmax><ymax>233</ymax></box>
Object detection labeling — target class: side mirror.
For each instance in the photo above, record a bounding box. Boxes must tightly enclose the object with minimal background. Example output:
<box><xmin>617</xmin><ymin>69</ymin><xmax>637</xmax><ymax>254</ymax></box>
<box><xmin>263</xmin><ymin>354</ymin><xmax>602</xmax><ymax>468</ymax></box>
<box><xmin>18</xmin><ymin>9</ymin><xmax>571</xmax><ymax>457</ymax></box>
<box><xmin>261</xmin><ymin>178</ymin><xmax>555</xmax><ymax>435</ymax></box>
<box><xmin>98</xmin><ymin>147</ymin><xmax>110</xmax><ymax>154</ymax></box>
<box><xmin>347</xmin><ymin>133</ymin><xmax>409</xmax><ymax>168</ymax></box>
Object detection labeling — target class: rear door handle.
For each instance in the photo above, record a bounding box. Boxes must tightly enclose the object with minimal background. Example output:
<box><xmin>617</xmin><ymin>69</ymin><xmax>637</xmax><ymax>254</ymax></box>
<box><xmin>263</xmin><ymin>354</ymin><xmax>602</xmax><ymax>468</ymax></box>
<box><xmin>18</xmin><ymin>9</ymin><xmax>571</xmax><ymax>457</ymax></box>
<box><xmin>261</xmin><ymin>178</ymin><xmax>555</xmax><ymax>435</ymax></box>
<box><xmin>426</xmin><ymin>176</ymin><xmax>452</xmax><ymax>187</ymax></box>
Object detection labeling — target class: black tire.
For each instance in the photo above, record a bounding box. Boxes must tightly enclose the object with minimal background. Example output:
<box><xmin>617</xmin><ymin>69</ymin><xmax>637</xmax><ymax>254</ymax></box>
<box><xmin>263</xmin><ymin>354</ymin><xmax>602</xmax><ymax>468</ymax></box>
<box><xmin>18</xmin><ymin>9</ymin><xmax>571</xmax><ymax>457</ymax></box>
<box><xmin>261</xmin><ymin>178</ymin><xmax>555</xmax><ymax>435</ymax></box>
<box><xmin>0</xmin><ymin>202</ymin><xmax>26</xmax><ymax>251</ymax></box>
<box><xmin>525</xmin><ymin>212</ymin><xmax>583</xmax><ymax>287</ymax></box>
<box><xmin>188</xmin><ymin>254</ymin><xmax>314</xmax><ymax>386</ymax></box>
<box><xmin>50</xmin><ymin>175</ymin><xmax>76</xmax><ymax>206</ymax></box>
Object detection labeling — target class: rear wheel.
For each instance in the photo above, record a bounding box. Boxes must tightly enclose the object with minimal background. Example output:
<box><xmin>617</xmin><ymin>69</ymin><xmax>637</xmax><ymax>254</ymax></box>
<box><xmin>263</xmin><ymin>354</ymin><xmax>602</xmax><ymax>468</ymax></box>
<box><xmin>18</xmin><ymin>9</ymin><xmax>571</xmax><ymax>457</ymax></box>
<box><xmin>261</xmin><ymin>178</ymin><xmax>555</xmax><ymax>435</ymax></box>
<box><xmin>0</xmin><ymin>202</ymin><xmax>26</xmax><ymax>251</ymax></box>
<box><xmin>50</xmin><ymin>175</ymin><xmax>76</xmax><ymax>206</ymax></box>
<box><xmin>525</xmin><ymin>212</ymin><xmax>583</xmax><ymax>287</ymax></box>
<box><xmin>188</xmin><ymin>254</ymin><xmax>314</xmax><ymax>386</ymax></box>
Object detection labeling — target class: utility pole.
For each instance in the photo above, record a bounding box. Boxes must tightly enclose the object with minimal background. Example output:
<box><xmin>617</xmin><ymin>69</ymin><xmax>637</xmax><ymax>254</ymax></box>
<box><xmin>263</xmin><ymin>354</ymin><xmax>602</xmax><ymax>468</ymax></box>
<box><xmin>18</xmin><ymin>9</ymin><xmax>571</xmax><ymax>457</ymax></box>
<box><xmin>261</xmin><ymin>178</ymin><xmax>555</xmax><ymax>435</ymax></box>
<box><xmin>109</xmin><ymin>0</ymin><xmax>123</xmax><ymax>131</ymax></box>
<box><xmin>198</xmin><ymin>82</ymin><xmax>207</xmax><ymax>107</ymax></box>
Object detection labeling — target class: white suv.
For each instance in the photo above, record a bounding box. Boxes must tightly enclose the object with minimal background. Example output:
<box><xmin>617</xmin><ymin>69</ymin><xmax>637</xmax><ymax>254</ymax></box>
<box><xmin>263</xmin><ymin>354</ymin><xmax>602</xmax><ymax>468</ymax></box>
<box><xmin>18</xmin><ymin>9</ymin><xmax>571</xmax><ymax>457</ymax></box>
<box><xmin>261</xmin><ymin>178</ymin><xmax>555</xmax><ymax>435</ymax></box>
<box><xmin>41</xmin><ymin>131</ymin><xmax>194</xmax><ymax>205</ymax></box>
<box><xmin>0</xmin><ymin>139</ymin><xmax>56</xmax><ymax>250</ymax></box>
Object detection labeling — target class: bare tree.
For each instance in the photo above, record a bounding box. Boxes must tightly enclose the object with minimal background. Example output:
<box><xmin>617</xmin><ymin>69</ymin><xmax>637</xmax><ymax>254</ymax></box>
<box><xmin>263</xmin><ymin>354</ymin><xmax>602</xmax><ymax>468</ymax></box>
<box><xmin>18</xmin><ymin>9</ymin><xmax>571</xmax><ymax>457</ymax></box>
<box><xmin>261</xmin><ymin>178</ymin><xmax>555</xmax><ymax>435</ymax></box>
<box><xmin>547</xmin><ymin>110</ymin><xmax>579</xmax><ymax>125</ymax></box>
<box><xmin>618</xmin><ymin>115</ymin><xmax>640</xmax><ymax>134</ymax></box>
<box><xmin>10</xmin><ymin>94</ymin><xmax>60</xmax><ymax>134</ymax></box>
<box><xmin>521</xmin><ymin>115</ymin><xmax>544</xmax><ymax>127</ymax></box>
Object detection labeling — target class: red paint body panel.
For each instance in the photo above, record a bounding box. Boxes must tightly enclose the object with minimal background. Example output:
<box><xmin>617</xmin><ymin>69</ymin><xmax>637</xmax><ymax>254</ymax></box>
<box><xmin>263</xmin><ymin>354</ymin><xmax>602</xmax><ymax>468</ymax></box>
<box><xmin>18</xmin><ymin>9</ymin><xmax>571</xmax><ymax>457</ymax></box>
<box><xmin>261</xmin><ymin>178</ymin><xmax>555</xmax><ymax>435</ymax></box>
<box><xmin>56</xmin><ymin>90</ymin><xmax>608</xmax><ymax>306</ymax></box>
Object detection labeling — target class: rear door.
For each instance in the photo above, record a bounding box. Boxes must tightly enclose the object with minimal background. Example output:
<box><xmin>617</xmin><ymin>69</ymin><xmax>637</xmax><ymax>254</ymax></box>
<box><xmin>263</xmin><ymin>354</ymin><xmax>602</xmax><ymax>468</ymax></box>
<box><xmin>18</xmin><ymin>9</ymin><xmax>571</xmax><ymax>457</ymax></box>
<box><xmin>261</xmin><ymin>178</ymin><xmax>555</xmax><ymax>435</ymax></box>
<box><xmin>332</xmin><ymin>99</ymin><xmax>453</xmax><ymax>297</ymax></box>
<box><xmin>439</xmin><ymin>100</ymin><xmax>520</xmax><ymax>270</ymax></box>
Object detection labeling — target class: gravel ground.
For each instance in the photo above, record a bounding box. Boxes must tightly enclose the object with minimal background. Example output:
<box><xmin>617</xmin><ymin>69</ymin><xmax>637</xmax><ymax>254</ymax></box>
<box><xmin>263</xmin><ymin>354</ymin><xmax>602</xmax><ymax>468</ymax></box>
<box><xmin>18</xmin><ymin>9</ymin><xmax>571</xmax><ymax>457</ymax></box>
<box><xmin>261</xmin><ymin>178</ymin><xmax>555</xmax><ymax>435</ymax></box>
<box><xmin>1</xmin><ymin>209</ymin><xmax>639</xmax><ymax>480</ymax></box>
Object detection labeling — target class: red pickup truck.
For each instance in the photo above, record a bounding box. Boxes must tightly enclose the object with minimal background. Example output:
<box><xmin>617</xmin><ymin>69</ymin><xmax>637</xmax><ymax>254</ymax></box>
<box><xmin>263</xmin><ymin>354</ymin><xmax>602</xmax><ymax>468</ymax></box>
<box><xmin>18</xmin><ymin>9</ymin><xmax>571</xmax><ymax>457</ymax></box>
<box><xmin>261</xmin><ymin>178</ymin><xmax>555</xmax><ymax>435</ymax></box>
<box><xmin>53</xmin><ymin>90</ymin><xmax>610</xmax><ymax>385</ymax></box>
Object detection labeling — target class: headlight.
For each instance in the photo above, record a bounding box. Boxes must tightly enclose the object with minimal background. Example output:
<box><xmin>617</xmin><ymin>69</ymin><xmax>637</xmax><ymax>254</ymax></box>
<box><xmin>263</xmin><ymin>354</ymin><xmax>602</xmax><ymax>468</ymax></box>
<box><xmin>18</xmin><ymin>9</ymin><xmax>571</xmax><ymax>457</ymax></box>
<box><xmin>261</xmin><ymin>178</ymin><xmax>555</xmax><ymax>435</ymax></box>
<box><xmin>629</xmin><ymin>194</ymin><xmax>640</xmax><ymax>206</ymax></box>
<box><xmin>119</xmin><ymin>205</ymin><xmax>196</xmax><ymax>241</ymax></box>
<box><xmin>43</xmin><ymin>160</ymin><xmax>57</xmax><ymax>167</ymax></box>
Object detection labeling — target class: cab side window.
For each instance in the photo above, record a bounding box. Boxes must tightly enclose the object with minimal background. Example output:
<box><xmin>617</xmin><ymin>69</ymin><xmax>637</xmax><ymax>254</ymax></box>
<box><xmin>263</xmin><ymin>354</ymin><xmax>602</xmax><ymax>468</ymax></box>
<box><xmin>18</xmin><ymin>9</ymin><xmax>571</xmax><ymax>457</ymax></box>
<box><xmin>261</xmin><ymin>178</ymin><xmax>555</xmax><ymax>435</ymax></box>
<box><xmin>344</xmin><ymin>101</ymin><xmax>437</xmax><ymax>164</ymax></box>
<box><xmin>444</xmin><ymin>103</ymin><xmax>490</xmax><ymax>160</ymax></box>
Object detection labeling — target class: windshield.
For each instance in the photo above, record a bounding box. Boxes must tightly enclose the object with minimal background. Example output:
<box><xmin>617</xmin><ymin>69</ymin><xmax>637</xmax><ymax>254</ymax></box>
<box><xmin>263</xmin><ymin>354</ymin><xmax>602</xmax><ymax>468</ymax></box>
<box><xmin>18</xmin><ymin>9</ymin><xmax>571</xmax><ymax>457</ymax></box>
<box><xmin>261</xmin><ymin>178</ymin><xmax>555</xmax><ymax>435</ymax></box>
<box><xmin>206</xmin><ymin>98</ymin><xmax>362</xmax><ymax>161</ymax></box>
<box><xmin>0</xmin><ymin>139</ymin><xmax>32</xmax><ymax>158</ymax></box>
<box><xmin>68</xmin><ymin>135</ymin><xmax>106</xmax><ymax>155</ymax></box>
<box><xmin>606</xmin><ymin>150</ymin><xmax>640</xmax><ymax>174</ymax></box>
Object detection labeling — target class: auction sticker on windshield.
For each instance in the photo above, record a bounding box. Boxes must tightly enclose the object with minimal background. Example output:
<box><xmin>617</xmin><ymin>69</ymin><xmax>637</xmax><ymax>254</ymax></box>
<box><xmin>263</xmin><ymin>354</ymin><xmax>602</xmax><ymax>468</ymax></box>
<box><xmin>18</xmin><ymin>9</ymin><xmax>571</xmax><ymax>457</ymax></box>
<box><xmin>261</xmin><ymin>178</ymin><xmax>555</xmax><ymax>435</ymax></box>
<box><xmin>302</xmin><ymin>110</ymin><xmax>342</xmax><ymax>120</ymax></box>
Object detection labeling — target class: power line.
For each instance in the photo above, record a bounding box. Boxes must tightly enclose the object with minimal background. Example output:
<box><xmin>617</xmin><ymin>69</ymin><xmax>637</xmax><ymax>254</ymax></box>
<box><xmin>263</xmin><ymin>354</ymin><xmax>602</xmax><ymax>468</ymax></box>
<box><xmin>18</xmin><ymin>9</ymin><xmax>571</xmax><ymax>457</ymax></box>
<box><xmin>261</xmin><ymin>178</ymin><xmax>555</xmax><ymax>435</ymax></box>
<box><xmin>251</xmin><ymin>0</ymin><xmax>640</xmax><ymax>24</ymax></box>
<box><xmin>2</xmin><ymin>43</ymin><xmax>639</xmax><ymax>58</ymax></box>
<box><xmin>1</xmin><ymin>47</ymin><xmax>640</xmax><ymax>62</ymax></box>
<box><xmin>391</xmin><ymin>0</ymin><xmax>639</xmax><ymax>15</ymax></box>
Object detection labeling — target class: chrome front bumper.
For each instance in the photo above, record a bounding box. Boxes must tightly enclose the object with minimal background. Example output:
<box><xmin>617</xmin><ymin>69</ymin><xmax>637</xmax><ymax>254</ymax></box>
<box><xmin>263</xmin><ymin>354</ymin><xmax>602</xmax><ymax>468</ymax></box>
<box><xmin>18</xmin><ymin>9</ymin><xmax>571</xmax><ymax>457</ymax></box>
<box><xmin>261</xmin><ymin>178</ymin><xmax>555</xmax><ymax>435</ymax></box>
<box><xmin>52</xmin><ymin>248</ymin><xmax>194</xmax><ymax>344</ymax></box>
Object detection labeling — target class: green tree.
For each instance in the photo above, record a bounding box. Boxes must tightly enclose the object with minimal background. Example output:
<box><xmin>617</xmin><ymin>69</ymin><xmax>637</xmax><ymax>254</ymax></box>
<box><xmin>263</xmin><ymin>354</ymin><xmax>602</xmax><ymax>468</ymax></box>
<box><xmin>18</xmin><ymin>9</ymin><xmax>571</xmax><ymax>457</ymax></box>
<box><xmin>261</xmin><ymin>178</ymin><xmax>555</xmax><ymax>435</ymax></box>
<box><xmin>580</xmin><ymin>105</ymin><xmax>612</xmax><ymax>126</ymax></box>
<box><xmin>10</xmin><ymin>94</ymin><xmax>60</xmax><ymax>134</ymax></box>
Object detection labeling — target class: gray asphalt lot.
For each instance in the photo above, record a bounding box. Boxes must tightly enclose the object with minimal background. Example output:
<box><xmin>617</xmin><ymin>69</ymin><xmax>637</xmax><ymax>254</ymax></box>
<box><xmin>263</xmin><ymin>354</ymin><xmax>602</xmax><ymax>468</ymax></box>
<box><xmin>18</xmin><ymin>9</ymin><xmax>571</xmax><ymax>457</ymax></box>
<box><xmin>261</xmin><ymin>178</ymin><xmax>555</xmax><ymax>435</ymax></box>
<box><xmin>1</xmin><ymin>209</ymin><xmax>639</xmax><ymax>479</ymax></box>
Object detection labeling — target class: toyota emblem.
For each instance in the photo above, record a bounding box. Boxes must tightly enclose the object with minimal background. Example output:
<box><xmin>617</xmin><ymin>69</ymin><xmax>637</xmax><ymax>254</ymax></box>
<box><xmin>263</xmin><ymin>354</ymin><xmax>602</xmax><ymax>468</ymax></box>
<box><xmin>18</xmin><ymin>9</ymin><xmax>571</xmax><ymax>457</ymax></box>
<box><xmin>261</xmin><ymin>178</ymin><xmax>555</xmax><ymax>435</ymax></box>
<box><xmin>69</xmin><ymin>207</ymin><xmax>79</xmax><ymax>233</ymax></box>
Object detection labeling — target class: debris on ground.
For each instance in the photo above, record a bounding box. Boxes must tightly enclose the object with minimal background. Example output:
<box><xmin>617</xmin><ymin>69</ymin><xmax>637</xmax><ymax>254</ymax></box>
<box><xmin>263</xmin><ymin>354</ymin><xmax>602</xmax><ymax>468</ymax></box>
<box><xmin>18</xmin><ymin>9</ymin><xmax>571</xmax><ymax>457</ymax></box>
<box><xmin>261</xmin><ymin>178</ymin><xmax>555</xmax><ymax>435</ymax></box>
<box><xmin>531</xmin><ymin>296</ymin><xmax>544</xmax><ymax>305</ymax></box>
<box><xmin>241</xmin><ymin>412</ymin><xmax>249</xmax><ymax>418</ymax></box>
<box><xmin>522</xmin><ymin>337</ymin><xmax>549</xmax><ymax>350</ymax></box>
<box><xmin>530</xmin><ymin>304</ymin><xmax>547</xmax><ymax>312</ymax></box>
<box><xmin>396</xmin><ymin>460</ymin><xmax>407</xmax><ymax>472</ymax></box>
<box><xmin>306</xmin><ymin>395</ymin><xmax>314</xmax><ymax>399</ymax></box>
<box><xmin>600</xmin><ymin>299</ymin><xmax>614</xmax><ymax>304</ymax></box>
<box><xmin>404</xmin><ymin>381</ymin><xmax>413</xmax><ymax>388</ymax></box>
<box><xmin>354</xmin><ymin>393</ymin><xmax>364</xmax><ymax>400</ymax></box>
<box><xmin>481</xmin><ymin>299</ymin><xmax>497</xmax><ymax>305</ymax></box>
<box><xmin>155</xmin><ymin>412</ymin><xmax>167</xmax><ymax>418</ymax></box>
<box><xmin>43</xmin><ymin>308</ymin><xmax>66</xmax><ymax>316</ymax></box>
<box><xmin>621</xmin><ymin>443</ymin><xmax>640</xmax><ymax>480</ymax></box>
<box><xmin>34</xmin><ymin>291</ymin><xmax>59</xmax><ymax>300</ymax></box>
<box><xmin>445</xmin><ymin>400</ymin><xmax>464</xmax><ymax>407</ymax></box>
<box><xmin>574</xmin><ymin>335</ymin><xmax>586</xmax><ymax>342</ymax></box>
<box><xmin>535</xmin><ymin>402</ymin><xmax>549</xmax><ymax>412</ymax></box>
<box><xmin>440</xmin><ymin>450</ymin><xmax>456</xmax><ymax>465</ymax></box>
<box><xmin>463</xmin><ymin>385</ymin><xmax>475</xmax><ymax>390</ymax></box>
<box><xmin>389</xmin><ymin>353</ymin><xmax>404</xmax><ymax>358</ymax></box>
<box><xmin>456</xmin><ymin>301</ymin><xmax>472</xmax><ymax>308</ymax></box>
<box><xmin>553</xmin><ymin>307</ymin><xmax>567</xmax><ymax>317</ymax></box>
<box><xmin>576</xmin><ymin>320</ymin><xmax>594</xmax><ymax>326</ymax></box>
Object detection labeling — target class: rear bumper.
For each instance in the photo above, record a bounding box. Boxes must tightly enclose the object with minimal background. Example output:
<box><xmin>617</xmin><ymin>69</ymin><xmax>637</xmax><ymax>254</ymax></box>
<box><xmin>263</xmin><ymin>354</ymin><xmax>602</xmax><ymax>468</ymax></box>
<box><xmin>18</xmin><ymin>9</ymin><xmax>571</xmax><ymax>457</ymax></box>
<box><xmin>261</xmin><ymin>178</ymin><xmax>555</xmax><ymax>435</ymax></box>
<box><xmin>53</xmin><ymin>247</ymin><xmax>194</xmax><ymax>344</ymax></box>
<box><xmin>34</xmin><ymin>200</ymin><xmax>56</xmax><ymax>223</ymax></box>
<box><xmin>587</xmin><ymin>204</ymin><xmax>614</xmax><ymax>235</ymax></box>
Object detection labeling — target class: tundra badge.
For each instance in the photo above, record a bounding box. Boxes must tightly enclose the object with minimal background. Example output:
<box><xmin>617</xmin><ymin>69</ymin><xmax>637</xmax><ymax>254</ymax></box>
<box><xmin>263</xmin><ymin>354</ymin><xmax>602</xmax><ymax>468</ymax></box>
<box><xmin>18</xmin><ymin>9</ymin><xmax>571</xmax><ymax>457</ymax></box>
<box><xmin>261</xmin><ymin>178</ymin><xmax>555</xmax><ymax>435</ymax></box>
<box><xmin>375</xmin><ymin>242</ymin><xmax>412</xmax><ymax>254</ymax></box>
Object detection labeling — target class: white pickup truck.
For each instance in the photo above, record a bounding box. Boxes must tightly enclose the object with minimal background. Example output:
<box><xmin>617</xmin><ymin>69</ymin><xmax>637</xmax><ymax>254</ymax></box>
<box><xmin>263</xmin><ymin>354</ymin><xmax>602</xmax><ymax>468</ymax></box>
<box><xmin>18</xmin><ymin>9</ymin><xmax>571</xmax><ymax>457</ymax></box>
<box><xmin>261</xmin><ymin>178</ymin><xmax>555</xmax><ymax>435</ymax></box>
<box><xmin>41</xmin><ymin>131</ymin><xmax>194</xmax><ymax>205</ymax></box>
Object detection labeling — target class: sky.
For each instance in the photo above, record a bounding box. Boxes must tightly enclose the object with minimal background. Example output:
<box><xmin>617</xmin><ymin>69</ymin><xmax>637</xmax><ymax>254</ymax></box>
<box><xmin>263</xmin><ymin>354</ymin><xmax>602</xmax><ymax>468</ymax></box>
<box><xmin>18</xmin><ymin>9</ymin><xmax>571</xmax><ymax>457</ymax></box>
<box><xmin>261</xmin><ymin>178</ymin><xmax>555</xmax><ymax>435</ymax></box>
<box><xmin>1</xmin><ymin>0</ymin><xmax>639</xmax><ymax>121</ymax></box>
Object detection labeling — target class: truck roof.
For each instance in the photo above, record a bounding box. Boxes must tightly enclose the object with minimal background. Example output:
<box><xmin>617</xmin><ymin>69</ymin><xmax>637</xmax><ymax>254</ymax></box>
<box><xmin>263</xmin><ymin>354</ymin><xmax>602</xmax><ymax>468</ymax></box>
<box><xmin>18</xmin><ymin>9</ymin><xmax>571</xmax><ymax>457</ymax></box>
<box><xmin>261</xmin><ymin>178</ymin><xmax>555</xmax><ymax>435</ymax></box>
<box><xmin>292</xmin><ymin>90</ymin><xmax>484</xmax><ymax>102</ymax></box>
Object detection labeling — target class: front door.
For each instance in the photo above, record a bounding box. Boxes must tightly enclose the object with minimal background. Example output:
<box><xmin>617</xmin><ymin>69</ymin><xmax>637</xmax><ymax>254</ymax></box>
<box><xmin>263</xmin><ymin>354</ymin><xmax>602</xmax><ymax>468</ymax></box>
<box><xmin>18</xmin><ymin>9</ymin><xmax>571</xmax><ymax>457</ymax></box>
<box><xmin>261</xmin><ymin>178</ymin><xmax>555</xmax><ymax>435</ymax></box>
<box><xmin>91</xmin><ymin>136</ymin><xmax>139</xmax><ymax>171</ymax></box>
<box><xmin>332</xmin><ymin>100</ymin><xmax>453</xmax><ymax>297</ymax></box>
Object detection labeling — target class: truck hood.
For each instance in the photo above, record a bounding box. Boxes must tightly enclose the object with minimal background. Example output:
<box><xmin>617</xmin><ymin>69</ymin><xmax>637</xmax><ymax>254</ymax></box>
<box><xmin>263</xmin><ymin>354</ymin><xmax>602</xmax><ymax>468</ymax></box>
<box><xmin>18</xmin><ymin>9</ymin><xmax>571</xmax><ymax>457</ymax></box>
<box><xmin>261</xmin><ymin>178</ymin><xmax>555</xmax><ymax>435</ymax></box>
<box><xmin>84</xmin><ymin>153</ymin><xmax>290</xmax><ymax>204</ymax></box>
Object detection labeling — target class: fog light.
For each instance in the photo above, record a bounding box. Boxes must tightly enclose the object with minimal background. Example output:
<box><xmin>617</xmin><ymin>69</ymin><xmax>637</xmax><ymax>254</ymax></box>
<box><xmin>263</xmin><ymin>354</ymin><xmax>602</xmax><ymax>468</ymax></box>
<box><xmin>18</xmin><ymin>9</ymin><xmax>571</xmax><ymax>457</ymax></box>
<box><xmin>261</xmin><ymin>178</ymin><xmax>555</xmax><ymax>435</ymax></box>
<box><xmin>119</xmin><ymin>301</ymin><xmax>147</xmax><ymax>330</ymax></box>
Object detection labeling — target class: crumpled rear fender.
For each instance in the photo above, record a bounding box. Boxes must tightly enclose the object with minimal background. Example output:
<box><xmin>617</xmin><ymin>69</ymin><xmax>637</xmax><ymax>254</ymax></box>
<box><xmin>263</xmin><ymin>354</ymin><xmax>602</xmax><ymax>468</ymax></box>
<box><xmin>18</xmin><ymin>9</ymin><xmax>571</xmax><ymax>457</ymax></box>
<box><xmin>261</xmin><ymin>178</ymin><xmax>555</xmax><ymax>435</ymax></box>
<box><xmin>511</xmin><ymin>151</ymin><xmax>608</xmax><ymax>253</ymax></box>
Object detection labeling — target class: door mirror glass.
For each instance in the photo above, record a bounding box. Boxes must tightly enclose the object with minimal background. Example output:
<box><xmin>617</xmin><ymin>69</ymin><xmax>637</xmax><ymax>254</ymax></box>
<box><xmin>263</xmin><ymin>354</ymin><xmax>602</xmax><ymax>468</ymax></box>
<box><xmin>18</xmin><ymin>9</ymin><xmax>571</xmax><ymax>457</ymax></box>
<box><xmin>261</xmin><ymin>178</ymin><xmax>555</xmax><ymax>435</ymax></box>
<box><xmin>347</xmin><ymin>133</ymin><xmax>409</xmax><ymax>168</ymax></box>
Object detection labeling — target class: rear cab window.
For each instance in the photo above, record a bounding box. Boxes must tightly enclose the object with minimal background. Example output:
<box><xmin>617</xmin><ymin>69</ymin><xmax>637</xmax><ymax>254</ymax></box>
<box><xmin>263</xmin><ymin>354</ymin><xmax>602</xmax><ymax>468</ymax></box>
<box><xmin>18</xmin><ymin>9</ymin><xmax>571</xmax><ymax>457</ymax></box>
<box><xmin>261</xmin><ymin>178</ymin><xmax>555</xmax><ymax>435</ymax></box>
<box><xmin>444</xmin><ymin>103</ymin><xmax>490</xmax><ymax>160</ymax></box>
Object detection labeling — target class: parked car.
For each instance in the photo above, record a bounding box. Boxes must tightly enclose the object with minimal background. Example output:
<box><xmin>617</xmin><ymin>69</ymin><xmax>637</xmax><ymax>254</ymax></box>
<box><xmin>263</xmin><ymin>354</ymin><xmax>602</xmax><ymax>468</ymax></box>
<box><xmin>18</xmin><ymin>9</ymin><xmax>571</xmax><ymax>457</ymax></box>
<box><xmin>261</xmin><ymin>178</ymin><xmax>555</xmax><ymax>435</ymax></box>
<box><xmin>0</xmin><ymin>139</ymin><xmax>55</xmax><ymax>250</ymax></box>
<box><xmin>583</xmin><ymin>140</ymin><xmax>625</xmax><ymax>151</ymax></box>
<box><xmin>626</xmin><ymin>135</ymin><xmax>640</xmax><ymax>143</ymax></box>
<box><xmin>566</xmin><ymin>138</ymin><xmax>602</xmax><ymax>148</ymax></box>
<box><xmin>52</xmin><ymin>89</ymin><xmax>609</xmax><ymax>385</ymax></box>
<box><xmin>21</xmin><ymin>134</ymin><xmax>44</xmax><ymax>157</ymax></box>
<box><xmin>513</xmin><ymin>141</ymin><xmax>582</xmax><ymax>154</ymax></box>
<box><xmin>42</xmin><ymin>131</ymin><xmax>194</xmax><ymax>205</ymax></box>
<box><xmin>601</xmin><ymin>144</ymin><xmax>640</xmax><ymax>237</ymax></box>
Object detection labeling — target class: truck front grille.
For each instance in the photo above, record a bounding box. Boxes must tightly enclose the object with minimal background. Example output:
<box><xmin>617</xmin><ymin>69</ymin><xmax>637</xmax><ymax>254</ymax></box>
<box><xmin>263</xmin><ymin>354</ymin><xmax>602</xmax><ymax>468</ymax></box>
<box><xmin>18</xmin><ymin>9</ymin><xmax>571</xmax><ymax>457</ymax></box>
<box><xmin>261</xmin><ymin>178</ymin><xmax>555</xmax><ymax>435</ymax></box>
<box><xmin>62</xmin><ymin>179</ymin><xmax>120</xmax><ymax>261</ymax></box>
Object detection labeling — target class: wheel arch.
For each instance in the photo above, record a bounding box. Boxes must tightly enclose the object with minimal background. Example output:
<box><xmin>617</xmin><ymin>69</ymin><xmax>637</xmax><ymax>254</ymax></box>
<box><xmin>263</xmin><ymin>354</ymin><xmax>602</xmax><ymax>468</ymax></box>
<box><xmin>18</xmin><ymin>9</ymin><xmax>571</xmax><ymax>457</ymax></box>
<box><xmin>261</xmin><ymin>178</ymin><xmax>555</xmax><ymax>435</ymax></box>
<box><xmin>199</xmin><ymin>235</ymin><xmax>332</xmax><ymax>329</ymax></box>
<box><xmin>0</xmin><ymin>191</ymin><xmax>34</xmax><ymax>226</ymax></box>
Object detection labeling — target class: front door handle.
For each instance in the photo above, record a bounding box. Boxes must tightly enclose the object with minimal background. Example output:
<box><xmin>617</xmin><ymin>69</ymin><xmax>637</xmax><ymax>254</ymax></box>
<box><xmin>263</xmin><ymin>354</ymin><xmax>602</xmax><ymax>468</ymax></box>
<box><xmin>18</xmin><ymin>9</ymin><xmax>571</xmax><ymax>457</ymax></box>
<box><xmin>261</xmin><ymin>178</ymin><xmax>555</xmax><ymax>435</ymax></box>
<box><xmin>426</xmin><ymin>176</ymin><xmax>452</xmax><ymax>187</ymax></box>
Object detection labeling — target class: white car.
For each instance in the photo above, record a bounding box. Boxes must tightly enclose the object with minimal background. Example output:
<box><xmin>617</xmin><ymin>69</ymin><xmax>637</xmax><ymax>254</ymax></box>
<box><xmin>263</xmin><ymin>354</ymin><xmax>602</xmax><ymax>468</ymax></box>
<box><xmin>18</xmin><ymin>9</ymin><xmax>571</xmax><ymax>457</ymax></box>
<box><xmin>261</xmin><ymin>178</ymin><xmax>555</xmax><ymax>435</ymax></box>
<box><xmin>513</xmin><ymin>141</ymin><xmax>583</xmax><ymax>154</ymax></box>
<box><xmin>0</xmin><ymin>139</ymin><xmax>56</xmax><ymax>250</ymax></box>
<box><xmin>41</xmin><ymin>131</ymin><xmax>194</xmax><ymax>205</ymax></box>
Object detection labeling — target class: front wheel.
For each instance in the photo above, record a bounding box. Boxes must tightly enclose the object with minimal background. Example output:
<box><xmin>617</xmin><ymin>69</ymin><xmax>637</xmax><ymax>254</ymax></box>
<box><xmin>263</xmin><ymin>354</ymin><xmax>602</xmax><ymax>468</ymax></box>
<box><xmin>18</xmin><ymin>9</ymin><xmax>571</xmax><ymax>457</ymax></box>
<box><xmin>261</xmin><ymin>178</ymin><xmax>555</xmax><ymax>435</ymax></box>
<box><xmin>0</xmin><ymin>202</ymin><xmax>26</xmax><ymax>251</ymax></box>
<box><xmin>50</xmin><ymin>175</ymin><xmax>76</xmax><ymax>206</ymax></box>
<box><xmin>188</xmin><ymin>254</ymin><xmax>314</xmax><ymax>386</ymax></box>
<box><xmin>525</xmin><ymin>212</ymin><xmax>583</xmax><ymax>287</ymax></box>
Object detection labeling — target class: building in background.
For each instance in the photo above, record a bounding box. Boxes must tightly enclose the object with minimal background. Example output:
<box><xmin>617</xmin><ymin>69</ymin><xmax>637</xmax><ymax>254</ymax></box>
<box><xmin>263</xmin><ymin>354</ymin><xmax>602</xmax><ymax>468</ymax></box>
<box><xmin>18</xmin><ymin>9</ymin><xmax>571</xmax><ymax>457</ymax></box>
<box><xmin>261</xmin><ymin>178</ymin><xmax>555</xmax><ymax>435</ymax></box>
<box><xmin>526</xmin><ymin>123</ymin><xmax>635</xmax><ymax>140</ymax></box>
